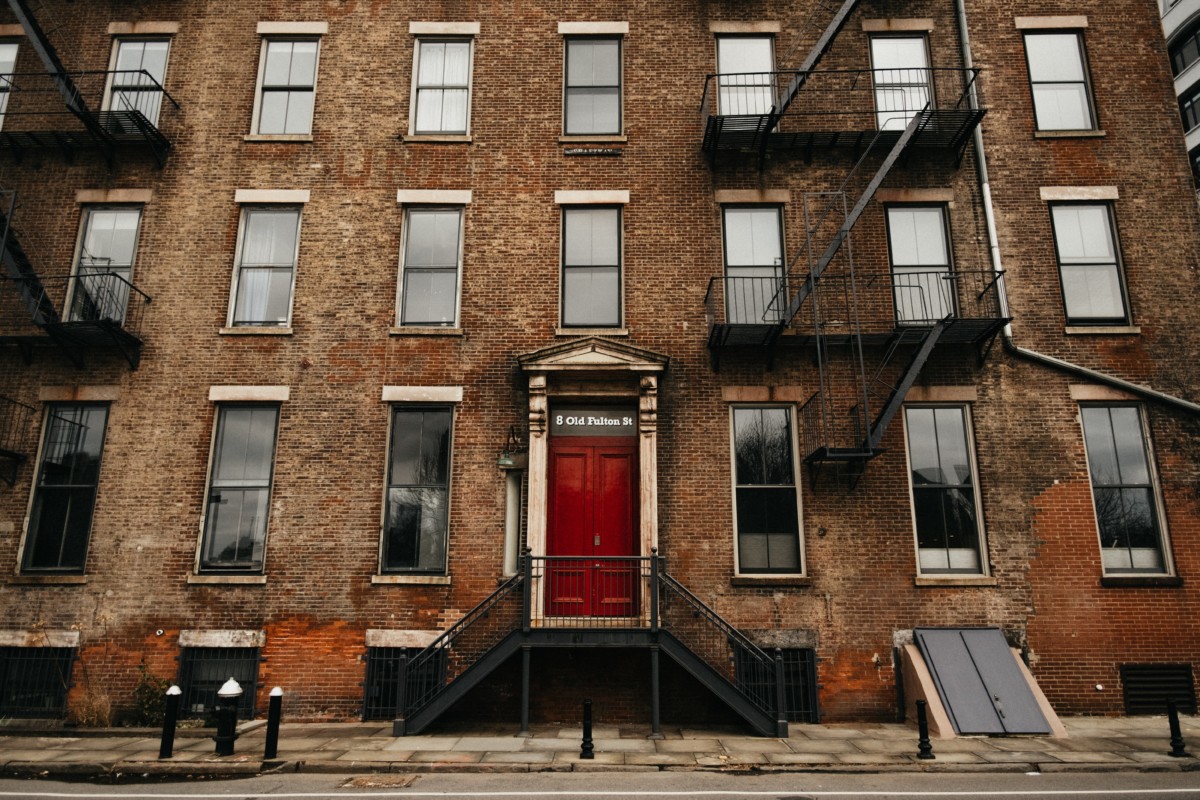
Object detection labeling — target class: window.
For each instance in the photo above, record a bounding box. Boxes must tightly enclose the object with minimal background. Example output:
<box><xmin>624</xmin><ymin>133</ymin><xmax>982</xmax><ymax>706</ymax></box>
<box><xmin>383</xmin><ymin>407</ymin><xmax>452</xmax><ymax>574</ymax></box>
<box><xmin>23</xmin><ymin>404</ymin><xmax>110</xmax><ymax>574</ymax></box>
<box><xmin>870</xmin><ymin>36</ymin><xmax>931</xmax><ymax>130</ymax></box>
<box><xmin>0</xmin><ymin>647</ymin><xmax>75</xmax><ymax>718</ymax></box>
<box><xmin>200</xmin><ymin>405</ymin><xmax>279</xmax><ymax>572</ymax></box>
<box><xmin>412</xmin><ymin>39</ymin><xmax>472</xmax><ymax>135</ymax></box>
<box><xmin>0</xmin><ymin>42</ymin><xmax>16</xmax><ymax>131</ymax></box>
<box><xmin>732</xmin><ymin>407</ymin><xmax>801</xmax><ymax>574</ymax></box>
<box><xmin>904</xmin><ymin>406</ymin><xmax>984</xmax><ymax>574</ymax></box>
<box><xmin>69</xmin><ymin>207</ymin><xmax>142</xmax><ymax>325</ymax></box>
<box><xmin>1080</xmin><ymin>405</ymin><xmax>1167</xmax><ymax>573</ymax></box>
<box><xmin>178</xmin><ymin>647</ymin><xmax>259</xmax><ymax>719</ymax></box>
<box><xmin>722</xmin><ymin>207</ymin><xmax>784</xmax><ymax>325</ymax></box>
<box><xmin>565</xmin><ymin>38</ymin><xmax>621</xmax><ymax>134</ymax></box>
<box><xmin>105</xmin><ymin>38</ymin><xmax>170</xmax><ymax>126</ymax></box>
<box><xmin>398</xmin><ymin>207</ymin><xmax>463</xmax><ymax>327</ymax></box>
<box><xmin>1170</xmin><ymin>19</ymin><xmax>1200</xmax><ymax>76</ymax></box>
<box><xmin>1049</xmin><ymin>203</ymin><xmax>1128</xmax><ymax>324</ymax></box>
<box><xmin>253</xmin><ymin>38</ymin><xmax>318</xmax><ymax>135</ymax></box>
<box><xmin>230</xmin><ymin>206</ymin><xmax>301</xmax><ymax>327</ymax></box>
<box><xmin>1023</xmin><ymin>32</ymin><xmax>1095</xmax><ymax>130</ymax></box>
<box><xmin>886</xmin><ymin>206</ymin><xmax>954</xmax><ymax>323</ymax></box>
<box><xmin>716</xmin><ymin>36</ymin><xmax>774</xmax><ymax>115</ymax></box>
<box><xmin>561</xmin><ymin>206</ymin><xmax>621</xmax><ymax>327</ymax></box>
<box><xmin>1181</xmin><ymin>81</ymin><xmax>1200</xmax><ymax>132</ymax></box>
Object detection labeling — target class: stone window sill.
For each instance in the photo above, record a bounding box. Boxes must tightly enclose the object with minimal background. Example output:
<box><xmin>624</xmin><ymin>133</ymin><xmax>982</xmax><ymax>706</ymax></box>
<box><xmin>1034</xmin><ymin>129</ymin><xmax>1106</xmax><ymax>139</ymax></box>
<box><xmin>401</xmin><ymin>134</ymin><xmax>472</xmax><ymax>143</ymax></box>
<box><xmin>731</xmin><ymin>576</ymin><xmax>811</xmax><ymax>588</ymax></box>
<box><xmin>555</xmin><ymin>327</ymin><xmax>629</xmax><ymax>337</ymax></box>
<box><xmin>372</xmin><ymin>574</ymin><xmax>452</xmax><ymax>586</ymax></box>
<box><xmin>244</xmin><ymin>134</ymin><xmax>313</xmax><ymax>143</ymax></box>
<box><xmin>389</xmin><ymin>327</ymin><xmax>464</xmax><ymax>337</ymax></box>
<box><xmin>220</xmin><ymin>327</ymin><xmax>293</xmax><ymax>336</ymax></box>
<box><xmin>1064</xmin><ymin>325</ymin><xmax>1140</xmax><ymax>336</ymax></box>
<box><xmin>559</xmin><ymin>135</ymin><xmax>627</xmax><ymax>143</ymax></box>
<box><xmin>10</xmin><ymin>574</ymin><xmax>87</xmax><ymax>585</ymax></box>
<box><xmin>188</xmin><ymin>574</ymin><xmax>267</xmax><ymax>585</ymax></box>
<box><xmin>914</xmin><ymin>575</ymin><xmax>998</xmax><ymax>587</ymax></box>
<box><xmin>1100</xmin><ymin>575</ymin><xmax>1183</xmax><ymax>589</ymax></box>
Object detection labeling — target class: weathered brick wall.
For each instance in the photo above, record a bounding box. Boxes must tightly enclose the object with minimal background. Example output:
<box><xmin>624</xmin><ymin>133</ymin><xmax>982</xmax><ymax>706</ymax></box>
<box><xmin>0</xmin><ymin>0</ymin><xmax>1197</xmax><ymax>726</ymax></box>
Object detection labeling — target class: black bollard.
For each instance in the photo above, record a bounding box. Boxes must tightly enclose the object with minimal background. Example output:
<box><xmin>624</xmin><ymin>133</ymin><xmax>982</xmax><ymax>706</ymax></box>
<box><xmin>264</xmin><ymin>687</ymin><xmax>283</xmax><ymax>759</ymax></box>
<box><xmin>916</xmin><ymin>699</ymin><xmax>935</xmax><ymax>760</ymax></box>
<box><xmin>212</xmin><ymin>678</ymin><xmax>243</xmax><ymax>757</ymax></box>
<box><xmin>158</xmin><ymin>685</ymin><xmax>182</xmax><ymax>759</ymax></box>
<box><xmin>580</xmin><ymin>699</ymin><xmax>594</xmax><ymax>759</ymax></box>
<box><xmin>1168</xmin><ymin>699</ymin><xmax>1189</xmax><ymax>757</ymax></box>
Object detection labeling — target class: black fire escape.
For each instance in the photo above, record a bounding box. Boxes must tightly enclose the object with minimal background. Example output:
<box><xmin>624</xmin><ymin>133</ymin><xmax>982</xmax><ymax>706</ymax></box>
<box><xmin>703</xmin><ymin>0</ymin><xmax>1008</xmax><ymax>485</ymax></box>
<box><xmin>0</xmin><ymin>0</ymin><xmax>160</xmax><ymax>370</ymax></box>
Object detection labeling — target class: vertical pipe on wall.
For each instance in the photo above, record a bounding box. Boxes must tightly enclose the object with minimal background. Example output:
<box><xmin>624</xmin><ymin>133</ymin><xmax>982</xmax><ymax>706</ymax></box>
<box><xmin>503</xmin><ymin>470</ymin><xmax>521</xmax><ymax>577</ymax></box>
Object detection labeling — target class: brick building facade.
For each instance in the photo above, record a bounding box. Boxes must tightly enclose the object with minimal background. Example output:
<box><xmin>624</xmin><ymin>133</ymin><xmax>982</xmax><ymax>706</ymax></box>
<box><xmin>0</xmin><ymin>0</ymin><xmax>1197</xmax><ymax>732</ymax></box>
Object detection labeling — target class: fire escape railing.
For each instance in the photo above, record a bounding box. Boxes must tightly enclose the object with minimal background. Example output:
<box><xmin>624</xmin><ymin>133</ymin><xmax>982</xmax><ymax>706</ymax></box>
<box><xmin>20</xmin><ymin>272</ymin><xmax>152</xmax><ymax>338</ymax></box>
<box><xmin>394</xmin><ymin>553</ymin><xmax>789</xmax><ymax>735</ymax></box>
<box><xmin>0</xmin><ymin>69</ymin><xmax>179</xmax><ymax>165</ymax></box>
<box><xmin>0</xmin><ymin>395</ymin><xmax>36</xmax><ymax>485</ymax></box>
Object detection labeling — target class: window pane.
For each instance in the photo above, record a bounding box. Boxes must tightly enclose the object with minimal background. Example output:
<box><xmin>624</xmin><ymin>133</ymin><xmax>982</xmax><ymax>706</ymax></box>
<box><xmin>202</xmin><ymin>406</ymin><xmax>278</xmax><ymax>570</ymax></box>
<box><xmin>263</xmin><ymin>41</ymin><xmax>293</xmax><ymax>85</ymax></box>
<box><xmin>1026</xmin><ymin>33</ymin><xmax>1092</xmax><ymax>129</ymax></box>
<box><xmin>82</xmin><ymin>208</ymin><xmax>141</xmax><ymax>268</ymax></box>
<box><xmin>871</xmin><ymin>37</ymin><xmax>928</xmax><ymax>71</ymax></box>
<box><xmin>887</xmin><ymin>208</ymin><xmax>947</xmax><ymax>266</ymax></box>
<box><xmin>907</xmin><ymin>407</ymin><xmax>982</xmax><ymax>574</ymax></box>
<box><xmin>402</xmin><ymin>269</ymin><xmax>457</xmax><ymax>325</ymax></box>
<box><xmin>934</xmin><ymin>407</ymin><xmax>971</xmax><ymax>484</ymax></box>
<box><xmin>717</xmin><ymin>37</ymin><xmax>773</xmax><ymax>73</ymax></box>
<box><xmin>212</xmin><ymin>407</ymin><xmax>278</xmax><ymax>485</ymax></box>
<box><xmin>385</xmin><ymin>487</ymin><xmax>448</xmax><ymax>570</ymax></box>
<box><xmin>568</xmin><ymin>39</ymin><xmax>619</xmax><ymax>86</ymax></box>
<box><xmin>233</xmin><ymin>267</ymin><xmax>293</xmax><ymax>324</ymax></box>
<box><xmin>257</xmin><ymin>91</ymin><xmax>288</xmax><ymax>134</ymax></box>
<box><xmin>385</xmin><ymin>409</ymin><xmax>451</xmax><ymax>573</ymax></box>
<box><xmin>405</xmin><ymin>210</ymin><xmax>461</xmax><ymax>267</ymax></box>
<box><xmin>564</xmin><ymin>208</ymin><xmax>619</xmax><ymax>265</ymax></box>
<box><xmin>418</xmin><ymin>42</ymin><xmax>447</xmax><ymax>85</ymax></box>
<box><xmin>283</xmin><ymin>89</ymin><xmax>314</xmax><ymax>134</ymax></box>
<box><xmin>724</xmin><ymin>208</ymin><xmax>782</xmax><ymax>267</ymax></box>
<box><xmin>0</xmin><ymin>42</ymin><xmax>17</xmax><ymax>74</ymax></box>
<box><xmin>566</xmin><ymin>87</ymin><xmax>619</xmax><ymax>134</ymax></box>
<box><xmin>905</xmin><ymin>408</ymin><xmax>940</xmax><ymax>484</ymax></box>
<box><xmin>1032</xmin><ymin>84</ymin><xmax>1090</xmax><ymax>130</ymax></box>
<box><xmin>563</xmin><ymin>266</ymin><xmax>619</xmax><ymax>326</ymax></box>
<box><xmin>389</xmin><ymin>410</ymin><xmax>451</xmax><ymax>487</ymax></box>
<box><xmin>203</xmin><ymin>487</ymin><xmax>269</xmax><ymax>567</ymax></box>
<box><xmin>1061</xmin><ymin>264</ymin><xmax>1125</xmax><ymax>320</ymax></box>
<box><xmin>1052</xmin><ymin>206</ymin><xmax>1115</xmax><ymax>263</ymax></box>
<box><xmin>1026</xmin><ymin>34</ymin><xmax>1086</xmax><ymax>82</ymax></box>
<box><xmin>441</xmin><ymin>41</ymin><xmax>470</xmax><ymax>84</ymax></box>
<box><xmin>1052</xmin><ymin>205</ymin><xmax>1124</xmax><ymax>321</ymax></box>
<box><xmin>717</xmin><ymin>37</ymin><xmax>774</xmax><ymax>115</ymax></box>
<box><xmin>288</xmin><ymin>41</ymin><xmax>317</xmax><ymax>84</ymax></box>
<box><xmin>734</xmin><ymin>407</ymin><xmax>794</xmax><ymax>485</ymax></box>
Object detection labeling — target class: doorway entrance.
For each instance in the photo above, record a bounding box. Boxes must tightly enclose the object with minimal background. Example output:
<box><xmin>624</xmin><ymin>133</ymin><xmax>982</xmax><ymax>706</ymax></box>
<box><xmin>546</xmin><ymin>433</ymin><xmax>638</xmax><ymax>617</ymax></box>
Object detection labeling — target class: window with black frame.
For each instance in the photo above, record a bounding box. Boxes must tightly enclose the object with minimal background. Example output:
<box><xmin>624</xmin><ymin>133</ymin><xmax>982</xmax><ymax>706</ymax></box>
<box><xmin>1049</xmin><ymin>203</ymin><xmax>1128</xmax><ymax>325</ymax></box>
<box><xmin>732</xmin><ymin>406</ymin><xmax>801</xmax><ymax>574</ymax></box>
<box><xmin>254</xmin><ymin>38</ymin><xmax>318</xmax><ymax>135</ymax></box>
<box><xmin>1080</xmin><ymin>405</ymin><xmax>1167</xmax><ymax>574</ymax></box>
<box><xmin>230</xmin><ymin>206</ymin><xmax>300</xmax><ymax>327</ymax></box>
<box><xmin>1023</xmin><ymin>31</ymin><xmax>1096</xmax><ymax>131</ymax></box>
<box><xmin>105</xmin><ymin>38</ymin><xmax>170</xmax><ymax>127</ymax></box>
<box><xmin>71</xmin><ymin>207</ymin><xmax>142</xmax><ymax>325</ymax></box>
<box><xmin>178</xmin><ymin>647</ymin><xmax>259</xmax><ymax>720</ymax></box>
<box><xmin>561</xmin><ymin>206</ymin><xmax>621</xmax><ymax>328</ymax></box>
<box><xmin>0</xmin><ymin>647</ymin><xmax>75</xmax><ymax>718</ymax></box>
<box><xmin>722</xmin><ymin>206</ymin><xmax>784</xmax><ymax>325</ymax></box>
<box><xmin>564</xmin><ymin>37</ymin><xmax>621</xmax><ymax>135</ymax></box>
<box><xmin>904</xmin><ymin>406</ymin><xmax>984</xmax><ymax>574</ymax></box>
<box><xmin>200</xmin><ymin>405</ymin><xmax>279</xmax><ymax>572</ymax></box>
<box><xmin>0</xmin><ymin>42</ymin><xmax>17</xmax><ymax>131</ymax></box>
<box><xmin>383</xmin><ymin>407</ymin><xmax>452</xmax><ymax>574</ymax></box>
<box><xmin>23</xmin><ymin>404</ymin><xmax>109</xmax><ymax>574</ymax></box>
<box><xmin>398</xmin><ymin>207</ymin><xmax>463</xmax><ymax>327</ymax></box>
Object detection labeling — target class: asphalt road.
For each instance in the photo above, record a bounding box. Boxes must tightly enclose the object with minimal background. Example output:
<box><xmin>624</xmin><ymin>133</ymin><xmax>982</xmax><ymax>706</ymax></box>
<box><xmin>1</xmin><ymin>770</ymin><xmax>1200</xmax><ymax>799</ymax></box>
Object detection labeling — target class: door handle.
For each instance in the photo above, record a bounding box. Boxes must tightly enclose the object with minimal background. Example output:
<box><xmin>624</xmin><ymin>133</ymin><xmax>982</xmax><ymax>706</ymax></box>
<box><xmin>594</xmin><ymin>535</ymin><xmax>601</xmax><ymax>546</ymax></box>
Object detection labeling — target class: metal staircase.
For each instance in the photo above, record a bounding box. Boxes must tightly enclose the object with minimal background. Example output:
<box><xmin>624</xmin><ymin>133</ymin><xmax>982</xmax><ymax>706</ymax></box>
<box><xmin>389</xmin><ymin>553</ymin><xmax>793</xmax><ymax>737</ymax></box>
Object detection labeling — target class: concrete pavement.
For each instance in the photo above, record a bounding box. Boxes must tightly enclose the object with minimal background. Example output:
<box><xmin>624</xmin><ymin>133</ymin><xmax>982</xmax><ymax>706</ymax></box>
<box><xmin>2</xmin><ymin>716</ymin><xmax>1199</xmax><ymax>778</ymax></box>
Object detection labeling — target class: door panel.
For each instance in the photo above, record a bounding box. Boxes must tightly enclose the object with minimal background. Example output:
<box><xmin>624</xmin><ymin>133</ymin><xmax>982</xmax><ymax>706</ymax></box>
<box><xmin>547</xmin><ymin>439</ymin><xmax>637</xmax><ymax>617</ymax></box>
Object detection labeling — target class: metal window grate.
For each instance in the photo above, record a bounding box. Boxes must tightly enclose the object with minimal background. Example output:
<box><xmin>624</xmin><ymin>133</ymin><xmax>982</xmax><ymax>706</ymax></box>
<box><xmin>1121</xmin><ymin>664</ymin><xmax>1196</xmax><ymax>715</ymax></box>
<box><xmin>0</xmin><ymin>647</ymin><xmax>75</xmax><ymax>718</ymax></box>
<box><xmin>178</xmin><ymin>647</ymin><xmax>260</xmax><ymax>720</ymax></box>
<box><xmin>362</xmin><ymin>647</ymin><xmax>446</xmax><ymax>721</ymax></box>
<box><xmin>733</xmin><ymin>647</ymin><xmax>819</xmax><ymax>723</ymax></box>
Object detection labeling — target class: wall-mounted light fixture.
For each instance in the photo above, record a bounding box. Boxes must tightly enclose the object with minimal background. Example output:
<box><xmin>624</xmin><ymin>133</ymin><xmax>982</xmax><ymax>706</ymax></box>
<box><xmin>497</xmin><ymin>425</ymin><xmax>528</xmax><ymax>469</ymax></box>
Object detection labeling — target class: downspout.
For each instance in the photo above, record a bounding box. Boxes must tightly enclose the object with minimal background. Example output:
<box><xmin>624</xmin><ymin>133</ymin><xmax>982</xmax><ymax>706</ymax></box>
<box><xmin>953</xmin><ymin>0</ymin><xmax>1200</xmax><ymax>416</ymax></box>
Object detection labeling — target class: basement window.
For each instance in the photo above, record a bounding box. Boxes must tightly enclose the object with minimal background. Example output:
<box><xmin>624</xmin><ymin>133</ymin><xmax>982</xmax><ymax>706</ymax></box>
<box><xmin>0</xmin><ymin>646</ymin><xmax>75</xmax><ymax>718</ymax></box>
<box><xmin>362</xmin><ymin>646</ymin><xmax>447</xmax><ymax>721</ymax></box>
<box><xmin>178</xmin><ymin>646</ymin><xmax>260</xmax><ymax>720</ymax></box>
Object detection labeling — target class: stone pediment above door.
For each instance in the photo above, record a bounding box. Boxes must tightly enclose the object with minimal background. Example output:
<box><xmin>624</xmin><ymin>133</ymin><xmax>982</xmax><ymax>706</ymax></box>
<box><xmin>517</xmin><ymin>337</ymin><xmax>669</xmax><ymax>374</ymax></box>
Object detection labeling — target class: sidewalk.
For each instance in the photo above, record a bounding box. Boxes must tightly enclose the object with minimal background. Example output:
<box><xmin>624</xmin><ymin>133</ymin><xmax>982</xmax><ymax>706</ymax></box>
<box><xmin>2</xmin><ymin>716</ymin><xmax>1199</xmax><ymax>779</ymax></box>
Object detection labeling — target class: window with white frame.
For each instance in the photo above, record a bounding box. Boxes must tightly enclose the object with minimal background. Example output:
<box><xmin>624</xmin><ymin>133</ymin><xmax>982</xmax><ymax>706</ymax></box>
<box><xmin>564</xmin><ymin>37</ymin><xmax>621</xmax><ymax>135</ymax></box>
<box><xmin>1049</xmin><ymin>203</ymin><xmax>1128</xmax><ymax>324</ymax></box>
<box><xmin>716</xmin><ymin>36</ymin><xmax>774</xmax><ymax>115</ymax></box>
<box><xmin>722</xmin><ymin>206</ymin><xmax>784</xmax><ymax>325</ymax></box>
<box><xmin>412</xmin><ymin>39</ymin><xmax>472</xmax><ymax>135</ymax></box>
<box><xmin>904</xmin><ymin>406</ymin><xmax>985</xmax><ymax>574</ymax></box>
<box><xmin>253</xmin><ymin>38</ymin><xmax>319</xmax><ymax>135</ymax></box>
<box><xmin>870</xmin><ymin>36</ymin><xmax>931</xmax><ymax>130</ymax></box>
<box><xmin>561</xmin><ymin>206</ymin><xmax>621</xmax><ymax>327</ymax></box>
<box><xmin>0</xmin><ymin>41</ymin><xmax>17</xmax><ymax>131</ymax></box>
<box><xmin>886</xmin><ymin>205</ymin><xmax>954</xmax><ymax>323</ymax></box>
<box><xmin>398</xmin><ymin>207</ymin><xmax>463</xmax><ymax>327</ymax></box>
<box><xmin>229</xmin><ymin>206</ymin><xmax>301</xmax><ymax>327</ymax></box>
<box><xmin>69</xmin><ymin>206</ymin><xmax>142</xmax><ymax>325</ymax></box>
<box><xmin>22</xmin><ymin>404</ymin><xmax>110</xmax><ymax>574</ymax></box>
<box><xmin>383</xmin><ymin>406</ymin><xmax>453</xmax><ymax>574</ymax></box>
<box><xmin>105</xmin><ymin>38</ymin><xmax>170</xmax><ymax>126</ymax></box>
<box><xmin>1080</xmin><ymin>405</ymin><xmax>1168</xmax><ymax>573</ymax></box>
<box><xmin>732</xmin><ymin>406</ymin><xmax>802</xmax><ymax>574</ymax></box>
<box><xmin>200</xmin><ymin>404</ymin><xmax>280</xmax><ymax>572</ymax></box>
<box><xmin>1023</xmin><ymin>31</ymin><xmax>1096</xmax><ymax>131</ymax></box>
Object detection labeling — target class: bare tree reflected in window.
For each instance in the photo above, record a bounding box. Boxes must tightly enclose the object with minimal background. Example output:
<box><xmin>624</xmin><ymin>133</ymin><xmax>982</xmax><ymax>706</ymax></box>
<box><xmin>733</xmin><ymin>407</ymin><xmax>800</xmax><ymax>574</ymax></box>
<box><xmin>384</xmin><ymin>408</ymin><xmax>451</xmax><ymax>573</ymax></box>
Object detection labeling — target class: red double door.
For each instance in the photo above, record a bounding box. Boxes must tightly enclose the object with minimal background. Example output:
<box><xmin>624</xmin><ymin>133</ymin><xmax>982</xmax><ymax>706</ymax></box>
<box><xmin>546</xmin><ymin>437</ymin><xmax>638</xmax><ymax>617</ymax></box>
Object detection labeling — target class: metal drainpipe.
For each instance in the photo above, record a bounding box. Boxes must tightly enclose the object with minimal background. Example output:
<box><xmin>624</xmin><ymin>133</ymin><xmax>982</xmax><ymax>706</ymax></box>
<box><xmin>953</xmin><ymin>0</ymin><xmax>1200</xmax><ymax>416</ymax></box>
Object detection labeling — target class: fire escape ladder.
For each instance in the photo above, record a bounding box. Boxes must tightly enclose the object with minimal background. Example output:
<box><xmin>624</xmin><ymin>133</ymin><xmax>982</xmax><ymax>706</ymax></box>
<box><xmin>779</xmin><ymin>108</ymin><xmax>925</xmax><ymax>328</ymax></box>
<box><xmin>773</xmin><ymin>0</ymin><xmax>862</xmax><ymax>120</ymax></box>
<box><xmin>866</xmin><ymin>321</ymin><xmax>945</xmax><ymax>451</ymax></box>
<box><xmin>6</xmin><ymin>0</ymin><xmax>117</xmax><ymax>164</ymax></box>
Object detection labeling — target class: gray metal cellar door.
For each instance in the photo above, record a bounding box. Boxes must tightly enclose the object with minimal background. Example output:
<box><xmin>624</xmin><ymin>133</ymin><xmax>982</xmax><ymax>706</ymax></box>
<box><xmin>915</xmin><ymin>628</ymin><xmax>1052</xmax><ymax>735</ymax></box>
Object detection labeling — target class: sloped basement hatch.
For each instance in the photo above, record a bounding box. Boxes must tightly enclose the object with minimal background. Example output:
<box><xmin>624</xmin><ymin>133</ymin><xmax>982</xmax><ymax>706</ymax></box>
<box><xmin>915</xmin><ymin>628</ymin><xmax>1052</xmax><ymax>735</ymax></box>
